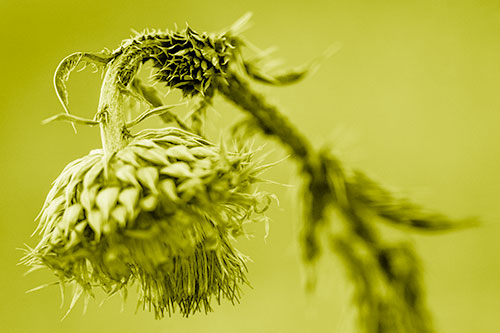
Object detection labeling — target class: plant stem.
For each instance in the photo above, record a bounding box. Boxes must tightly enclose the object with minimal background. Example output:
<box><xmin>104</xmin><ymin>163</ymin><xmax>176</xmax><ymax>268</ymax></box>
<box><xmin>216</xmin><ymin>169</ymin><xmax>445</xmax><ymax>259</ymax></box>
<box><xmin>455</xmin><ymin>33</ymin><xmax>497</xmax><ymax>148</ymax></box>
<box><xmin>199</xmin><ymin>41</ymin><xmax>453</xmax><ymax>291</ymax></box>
<box><xmin>219</xmin><ymin>72</ymin><xmax>319</xmax><ymax>172</ymax></box>
<box><xmin>219</xmin><ymin>71</ymin><xmax>335</xmax><ymax>263</ymax></box>
<box><xmin>97</xmin><ymin>54</ymin><xmax>139</xmax><ymax>157</ymax></box>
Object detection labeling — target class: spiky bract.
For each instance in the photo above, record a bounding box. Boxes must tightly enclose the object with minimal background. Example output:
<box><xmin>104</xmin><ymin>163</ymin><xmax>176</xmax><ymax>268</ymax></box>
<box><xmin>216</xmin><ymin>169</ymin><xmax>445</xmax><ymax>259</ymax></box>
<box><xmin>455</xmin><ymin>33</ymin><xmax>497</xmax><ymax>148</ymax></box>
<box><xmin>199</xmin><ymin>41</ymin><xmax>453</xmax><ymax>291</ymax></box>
<box><xmin>23</xmin><ymin>127</ymin><xmax>270</xmax><ymax>318</ymax></box>
<box><xmin>115</xmin><ymin>27</ymin><xmax>239</xmax><ymax>97</ymax></box>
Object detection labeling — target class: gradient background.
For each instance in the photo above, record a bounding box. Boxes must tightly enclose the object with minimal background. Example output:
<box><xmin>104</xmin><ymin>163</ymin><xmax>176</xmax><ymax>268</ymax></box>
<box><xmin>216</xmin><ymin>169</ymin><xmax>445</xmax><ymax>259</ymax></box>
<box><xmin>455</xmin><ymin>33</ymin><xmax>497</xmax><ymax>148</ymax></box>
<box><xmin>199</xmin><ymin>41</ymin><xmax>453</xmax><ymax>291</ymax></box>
<box><xmin>1</xmin><ymin>0</ymin><xmax>499</xmax><ymax>332</ymax></box>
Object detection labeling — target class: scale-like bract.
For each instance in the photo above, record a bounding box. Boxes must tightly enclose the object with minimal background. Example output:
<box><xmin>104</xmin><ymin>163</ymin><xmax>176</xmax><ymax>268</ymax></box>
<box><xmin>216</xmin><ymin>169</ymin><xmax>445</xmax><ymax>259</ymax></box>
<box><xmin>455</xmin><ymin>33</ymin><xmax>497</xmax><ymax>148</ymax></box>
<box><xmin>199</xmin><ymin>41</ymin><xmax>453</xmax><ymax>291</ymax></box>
<box><xmin>23</xmin><ymin>127</ymin><xmax>270</xmax><ymax>318</ymax></box>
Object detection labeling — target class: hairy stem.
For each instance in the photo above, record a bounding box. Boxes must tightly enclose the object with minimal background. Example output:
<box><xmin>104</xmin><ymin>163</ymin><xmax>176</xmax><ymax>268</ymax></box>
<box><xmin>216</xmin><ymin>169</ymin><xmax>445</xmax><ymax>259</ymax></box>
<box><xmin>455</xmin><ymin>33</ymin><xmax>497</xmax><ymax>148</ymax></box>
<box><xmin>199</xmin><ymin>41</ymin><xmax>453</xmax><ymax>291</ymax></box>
<box><xmin>219</xmin><ymin>72</ymin><xmax>316</xmax><ymax>168</ymax></box>
<box><xmin>97</xmin><ymin>54</ymin><xmax>138</xmax><ymax>156</ymax></box>
<box><xmin>218</xmin><ymin>72</ymin><xmax>337</xmax><ymax>262</ymax></box>
<box><xmin>218</xmin><ymin>69</ymin><xmax>436</xmax><ymax>332</ymax></box>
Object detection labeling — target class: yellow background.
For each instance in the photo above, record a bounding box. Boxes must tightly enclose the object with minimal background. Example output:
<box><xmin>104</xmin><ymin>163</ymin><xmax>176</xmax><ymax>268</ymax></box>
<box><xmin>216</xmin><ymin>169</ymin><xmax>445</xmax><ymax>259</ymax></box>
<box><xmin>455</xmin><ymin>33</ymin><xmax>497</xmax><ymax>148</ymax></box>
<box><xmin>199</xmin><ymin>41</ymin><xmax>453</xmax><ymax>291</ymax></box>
<box><xmin>1</xmin><ymin>0</ymin><xmax>499</xmax><ymax>332</ymax></box>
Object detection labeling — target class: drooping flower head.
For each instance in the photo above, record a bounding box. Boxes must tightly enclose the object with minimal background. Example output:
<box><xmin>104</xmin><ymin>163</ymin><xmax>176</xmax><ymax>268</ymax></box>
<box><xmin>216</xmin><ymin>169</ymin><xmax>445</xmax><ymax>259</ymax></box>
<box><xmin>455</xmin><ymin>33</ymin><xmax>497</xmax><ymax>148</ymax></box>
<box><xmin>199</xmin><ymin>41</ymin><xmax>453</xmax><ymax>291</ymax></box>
<box><xmin>23</xmin><ymin>127</ymin><xmax>271</xmax><ymax>318</ymax></box>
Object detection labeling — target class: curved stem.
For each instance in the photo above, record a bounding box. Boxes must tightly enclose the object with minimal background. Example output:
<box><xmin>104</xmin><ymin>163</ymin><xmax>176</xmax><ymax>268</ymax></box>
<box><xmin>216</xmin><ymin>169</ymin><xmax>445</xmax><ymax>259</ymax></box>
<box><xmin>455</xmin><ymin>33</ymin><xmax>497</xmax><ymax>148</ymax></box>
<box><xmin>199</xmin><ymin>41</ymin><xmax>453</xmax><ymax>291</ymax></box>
<box><xmin>96</xmin><ymin>38</ymin><xmax>172</xmax><ymax>157</ymax></box>
<box><xmin>97</xmin><ymin>53</ymin><xmax>139</xmax><ymax>157</ymax></box>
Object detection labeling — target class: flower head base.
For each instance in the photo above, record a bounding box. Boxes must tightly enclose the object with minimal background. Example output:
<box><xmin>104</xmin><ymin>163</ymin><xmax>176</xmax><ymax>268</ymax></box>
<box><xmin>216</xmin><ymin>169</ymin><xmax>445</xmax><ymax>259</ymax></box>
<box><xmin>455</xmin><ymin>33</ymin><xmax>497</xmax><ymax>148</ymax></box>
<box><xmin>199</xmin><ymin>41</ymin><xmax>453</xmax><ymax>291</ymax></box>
<box><xmin>23</xmin><ymin>127</ymin><xmax>271</xmax><ymax>318</ymax></box>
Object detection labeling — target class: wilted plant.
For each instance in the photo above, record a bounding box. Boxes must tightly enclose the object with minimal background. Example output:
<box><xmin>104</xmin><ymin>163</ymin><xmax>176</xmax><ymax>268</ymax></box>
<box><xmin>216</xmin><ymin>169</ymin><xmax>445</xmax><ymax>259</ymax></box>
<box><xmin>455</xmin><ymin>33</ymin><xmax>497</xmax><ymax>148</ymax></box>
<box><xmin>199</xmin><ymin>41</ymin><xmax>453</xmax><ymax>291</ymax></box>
<box><xmin>23</xmin><ymin>14</ymin><xmax>475</xmax><ymax>332</ymax></box>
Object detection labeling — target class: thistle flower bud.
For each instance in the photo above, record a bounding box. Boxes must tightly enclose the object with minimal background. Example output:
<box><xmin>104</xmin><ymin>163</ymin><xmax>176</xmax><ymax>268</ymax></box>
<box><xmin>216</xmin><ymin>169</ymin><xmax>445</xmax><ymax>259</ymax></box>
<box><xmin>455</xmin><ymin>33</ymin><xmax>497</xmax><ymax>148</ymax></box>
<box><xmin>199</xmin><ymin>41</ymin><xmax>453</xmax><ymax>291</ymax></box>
<box><xmin>24</xmin><ymin>127</ymin><xmax>271</xmax><ymax>318</ymax></box>
<box><xmin>109</xmin><ymin>25</ymin><xmax>238</xmax><ymax>97</ymax></box>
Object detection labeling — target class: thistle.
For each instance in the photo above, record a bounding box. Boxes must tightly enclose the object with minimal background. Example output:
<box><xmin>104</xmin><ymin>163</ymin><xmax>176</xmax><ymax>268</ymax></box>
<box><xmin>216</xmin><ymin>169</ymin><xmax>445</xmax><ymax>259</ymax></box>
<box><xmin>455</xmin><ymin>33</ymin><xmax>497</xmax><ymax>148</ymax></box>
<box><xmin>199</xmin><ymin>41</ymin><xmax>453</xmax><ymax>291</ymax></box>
<box><xmin>23</xmin><ymin>126</ymin><xmax>271</xmax><ymax>318</ymax></box>
<box><xmin>24</xmin><ymin>14</ymin><xmax>477</xmax><ymax>331</ymax></box>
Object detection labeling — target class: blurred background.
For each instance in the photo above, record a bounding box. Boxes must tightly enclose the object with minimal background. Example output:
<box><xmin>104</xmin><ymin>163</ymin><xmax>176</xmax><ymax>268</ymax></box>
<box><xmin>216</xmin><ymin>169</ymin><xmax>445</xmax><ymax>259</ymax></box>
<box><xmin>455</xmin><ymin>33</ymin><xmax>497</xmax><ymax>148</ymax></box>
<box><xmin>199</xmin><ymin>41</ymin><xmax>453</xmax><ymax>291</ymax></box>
<box><xmin>1</xmin><ymin>0</ymin><xmax>499</xmax><ymax>332</ymax></box>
